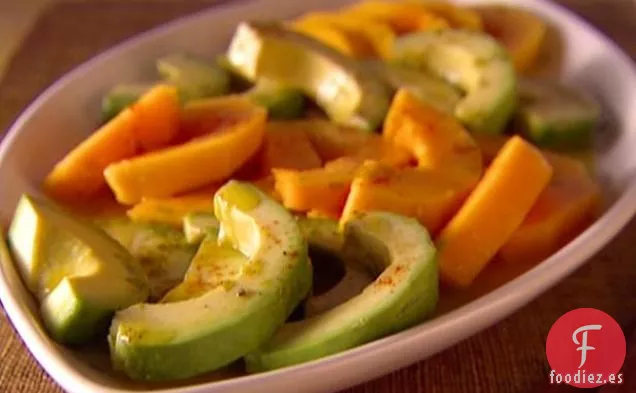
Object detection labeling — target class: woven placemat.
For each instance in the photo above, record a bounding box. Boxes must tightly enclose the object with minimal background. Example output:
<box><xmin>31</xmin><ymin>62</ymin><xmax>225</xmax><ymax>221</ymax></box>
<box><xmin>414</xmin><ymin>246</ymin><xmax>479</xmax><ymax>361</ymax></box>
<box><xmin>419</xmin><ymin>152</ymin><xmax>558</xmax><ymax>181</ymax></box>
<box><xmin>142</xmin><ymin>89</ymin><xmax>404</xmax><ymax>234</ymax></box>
<box><xmin>1</xmin><ymin>1</ymin><xmax>636</xmax><ymax>392</ymax></box>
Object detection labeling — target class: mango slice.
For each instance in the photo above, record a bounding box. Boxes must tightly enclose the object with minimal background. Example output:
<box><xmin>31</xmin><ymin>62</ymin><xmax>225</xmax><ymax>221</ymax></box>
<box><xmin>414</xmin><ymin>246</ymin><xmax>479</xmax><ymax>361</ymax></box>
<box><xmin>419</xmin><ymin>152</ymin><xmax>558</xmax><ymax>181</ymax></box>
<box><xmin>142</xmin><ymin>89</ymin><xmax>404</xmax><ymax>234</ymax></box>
<box><xmin>436</xmin><ymin>136</ymin><xmax>553</xmax><ymax>287</ymax></box>
<box><xmin>105</xmin><ymin>97</ymin><xmax>266</xmax><ymax>204</ymax></box>
<box><xmin>473</xmin><ymin>4</ymin><xmax>547</xmax><ymax>73</ymax></box>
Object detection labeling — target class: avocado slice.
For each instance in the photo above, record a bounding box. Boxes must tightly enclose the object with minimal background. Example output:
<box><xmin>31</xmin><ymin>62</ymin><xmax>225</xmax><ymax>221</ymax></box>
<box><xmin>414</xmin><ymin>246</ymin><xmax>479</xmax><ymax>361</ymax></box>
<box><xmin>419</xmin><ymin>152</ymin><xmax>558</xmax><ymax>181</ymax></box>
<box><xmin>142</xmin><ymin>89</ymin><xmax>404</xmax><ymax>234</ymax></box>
<box><xmin>392</xmin><ymin>29</ymin><xmax>517</xmax><ymax>134</ymax></box>
<box><xmin>365</xmin><ymin>60</ymin><xmax>461</xmax><ymax>115</ymax></box>
<box><xmin>216</xmin><ymin>55</ymin><xmax>254</xmax><ymax>92</ymax></box>
<box><xmin>7</xmin><ymin>195</ymin><xmax>149</xmax><ymax>345</ymax></box>
<box><xmin>182</xmin><ymin>212</ymin><xmax>220</xmax><ymax>244</ymax></box>
<box><xmin>100</xmin><ymin>83</ymin><xmax>153</xmax><ymax>123</ymax></box>
<box><xmin>98</xmin><ymin>218</ymin><xmax>197</xmax><ymax>301</ymax></box>
<box><xmin>108</xmin><ymin>181</ymin><xmax>312</xmax><ymax>381</ymax></box>
<box><xmin>515</xmin><ymin>77</ymin><xmax>601</xmax><ymax>149</ymax></box>
<box><xmin>245</xmin><ymin>212</ymin><xmax>438</xmax><ymax>371</ymax></box>
<box><xmin>157</xmin><ymin>53</ymin><xmax>230</xmax><ymax>101</ymax></box>
<box><xmin>180</xmin><ymin>214</ymin><xmax>372</xmax><ymax>316</ymax></box>
<box><xmin>226</xmin><ymin>21</ymin><xmax>392</xmax><ymax>131</ymax></box>
<box><xmin>242</xmin><ymin>79</ymin><xmax>307</xmax><ymax>119</ymax></box>
<box><xmin>305</xmin><ymin>265</ymin><xmax>372</xmax><ymax>317</ymax></box>
<box><xmin>297</xmin><ymin>216</ymin><xmax>344</xmax><ymax>255</ymax></box>
<box><xmin>297</xmin><ymin>216</ymin><xmax>373</xmax><ymax>317</ymax></box>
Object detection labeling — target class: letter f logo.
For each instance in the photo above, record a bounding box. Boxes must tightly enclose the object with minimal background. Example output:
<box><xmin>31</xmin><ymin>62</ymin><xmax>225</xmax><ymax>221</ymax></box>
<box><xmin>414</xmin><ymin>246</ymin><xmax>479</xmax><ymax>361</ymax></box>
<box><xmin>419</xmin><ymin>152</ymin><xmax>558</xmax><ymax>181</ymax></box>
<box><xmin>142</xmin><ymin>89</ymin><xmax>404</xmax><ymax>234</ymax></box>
<box><xmin>572</xmin><ymin>324</ymin><xmax>602</xmax><ymax>368</ymax></box>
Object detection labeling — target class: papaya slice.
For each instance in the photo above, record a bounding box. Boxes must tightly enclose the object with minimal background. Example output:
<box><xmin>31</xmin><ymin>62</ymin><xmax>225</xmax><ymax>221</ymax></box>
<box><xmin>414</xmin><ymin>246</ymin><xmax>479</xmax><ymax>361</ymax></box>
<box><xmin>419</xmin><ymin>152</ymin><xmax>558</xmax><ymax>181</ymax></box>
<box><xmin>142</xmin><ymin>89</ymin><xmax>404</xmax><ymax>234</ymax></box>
<box><xmin>260</xmin><ymin>121</ymin><xmax>323</xmax><ymax>174</ymax></box>
<box><xmin>341</xmin><ymin>161</ymin><xmax>475</xmax><ymax>234</ymax></box>
<box><xmin>353</xmin><ymin>137</ymin><xmax>414</xmax><ymax>167</ymax></box>
<box><xmin>436</xmin><ymin>135</ymin><xmax>553</xmax><ymax>287</ymax></box>
<box><xmin>273</xmin><ymin>157</ymin><xmax>362</xmax><ymax>218</ymax></box>
<box><xmin>126</xmin><ymin>184</ymin><xmax>220</xmax><ymax>227</ymax></box>
<box><xmin>472</xmin><ymin>133</ymin><xmax>509</xmax><ymax>164</ymax></box>
<box><xmin>383</xmin><ymin>89</ymin><xmax>483</xmax><ymax>185</ymax></box>
<box><xmin>44</xmin><ymin>84</ymin><xmax>180</xmax><ymax>202</ymax></box>
<box><xmin>418</xmin><ymin>0</ymin><xmax>483</xmax><ymax>31</ymax></box>
<box><xmin>272</xmin><ymin>134</ymin><xmax>411</xmax><ymax>219</ymax></box>
<box><xmin>129</xmin><ymin>84</ymin><xmax>181</xmax><ymax>151</ymax></box>
<box><xmin>344</xmin><ymin>1</ymin><xmax>449</xmax><ymax>34</ymax></box>
<box><xmin>105</xmin><ymin>97</ymin><xmax>266</xmax><ymax>204</ymax></box>
<box><xmin>291</xmin><ymin>22</ymin><xmax>368</xmax><ymax>57</ymax></box>
<box><xmin>294</xmin><ymin>12</ymin><xmax>395</xmax><ymax>58</ymax></box>
<box><xmin>473</xmin><ymin>4</ymin><xmax>547</xmax><ymax>73</ymax></box>
<box><xmin>499</xmin><ymin>151</ymin><xmax>601</xmax><ymax>264</ymax></box>
<box><xmin>250</xmin><ymin>175</ymin><xmax>281</xmax><ymax>202</ymax></box>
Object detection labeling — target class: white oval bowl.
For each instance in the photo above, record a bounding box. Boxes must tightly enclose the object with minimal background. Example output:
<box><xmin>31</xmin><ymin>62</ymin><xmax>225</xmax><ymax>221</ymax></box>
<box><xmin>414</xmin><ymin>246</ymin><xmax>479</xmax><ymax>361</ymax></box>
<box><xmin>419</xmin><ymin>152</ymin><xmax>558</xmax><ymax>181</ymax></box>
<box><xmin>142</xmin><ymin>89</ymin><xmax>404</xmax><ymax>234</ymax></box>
<box><xmin>1</xmin><ymin>1</ymin><xmax>636</xmax><ymax>392</ymax></box>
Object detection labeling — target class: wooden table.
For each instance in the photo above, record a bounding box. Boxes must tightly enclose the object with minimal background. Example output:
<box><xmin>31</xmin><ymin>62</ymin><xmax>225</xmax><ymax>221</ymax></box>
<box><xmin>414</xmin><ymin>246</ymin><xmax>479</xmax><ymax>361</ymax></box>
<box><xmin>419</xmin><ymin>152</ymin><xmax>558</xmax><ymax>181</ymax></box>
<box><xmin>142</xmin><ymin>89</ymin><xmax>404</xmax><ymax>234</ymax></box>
<box><xmin>1</xmin><ymin>1</ymin><xmax>636</xmax><ymax>392</ymax></box>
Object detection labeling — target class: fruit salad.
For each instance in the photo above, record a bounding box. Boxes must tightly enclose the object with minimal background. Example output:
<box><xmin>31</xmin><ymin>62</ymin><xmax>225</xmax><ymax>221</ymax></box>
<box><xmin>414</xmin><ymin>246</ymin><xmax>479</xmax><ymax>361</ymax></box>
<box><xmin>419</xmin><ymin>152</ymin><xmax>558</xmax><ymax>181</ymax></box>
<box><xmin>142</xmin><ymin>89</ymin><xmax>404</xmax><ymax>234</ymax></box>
<box><xmin>3</xmin><ymin>0</ymin><xmax>602</xmax><ymax>383</ymax></box>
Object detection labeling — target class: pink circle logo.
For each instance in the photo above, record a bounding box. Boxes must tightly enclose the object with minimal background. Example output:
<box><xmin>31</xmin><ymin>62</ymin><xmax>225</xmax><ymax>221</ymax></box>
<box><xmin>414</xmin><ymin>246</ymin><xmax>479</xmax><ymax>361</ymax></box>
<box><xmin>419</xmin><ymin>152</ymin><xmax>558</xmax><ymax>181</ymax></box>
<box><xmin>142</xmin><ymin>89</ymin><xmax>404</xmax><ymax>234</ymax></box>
<box><xmin>546</xmin><ymin>308</ymin><xmax>626</xmax><ymax>388</ymax></box>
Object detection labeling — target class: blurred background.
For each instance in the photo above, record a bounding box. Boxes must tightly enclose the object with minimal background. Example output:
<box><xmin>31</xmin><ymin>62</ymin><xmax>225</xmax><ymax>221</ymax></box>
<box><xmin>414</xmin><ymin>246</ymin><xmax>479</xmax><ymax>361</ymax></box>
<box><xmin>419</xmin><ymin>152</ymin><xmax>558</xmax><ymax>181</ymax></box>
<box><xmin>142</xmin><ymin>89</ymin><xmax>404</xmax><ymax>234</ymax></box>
<box><xmin>1</xmin><ymin>0</ymin><xmax>55</xmax><ymax>77</ymax></box>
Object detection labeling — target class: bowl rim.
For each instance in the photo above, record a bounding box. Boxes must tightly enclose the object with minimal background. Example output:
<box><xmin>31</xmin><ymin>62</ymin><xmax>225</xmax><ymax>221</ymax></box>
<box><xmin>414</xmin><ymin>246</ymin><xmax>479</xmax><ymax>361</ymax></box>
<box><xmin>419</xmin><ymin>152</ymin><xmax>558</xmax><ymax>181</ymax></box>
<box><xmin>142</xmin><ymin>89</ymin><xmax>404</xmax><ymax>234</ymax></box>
<box><xmin>2</xmin><ymin>0</ymin><xmax>636</xmax><ymax>392</ymax></box>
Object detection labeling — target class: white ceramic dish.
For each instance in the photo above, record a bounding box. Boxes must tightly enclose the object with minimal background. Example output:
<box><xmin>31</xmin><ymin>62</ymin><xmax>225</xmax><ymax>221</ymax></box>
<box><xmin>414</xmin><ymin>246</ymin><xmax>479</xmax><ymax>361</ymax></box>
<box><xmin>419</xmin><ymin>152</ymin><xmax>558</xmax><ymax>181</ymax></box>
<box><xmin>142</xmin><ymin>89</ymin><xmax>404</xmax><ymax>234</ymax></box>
<box><xmin>2</xmin><ymin>0</ymin><xmax>636</xmax><ymax>392</ymax></box>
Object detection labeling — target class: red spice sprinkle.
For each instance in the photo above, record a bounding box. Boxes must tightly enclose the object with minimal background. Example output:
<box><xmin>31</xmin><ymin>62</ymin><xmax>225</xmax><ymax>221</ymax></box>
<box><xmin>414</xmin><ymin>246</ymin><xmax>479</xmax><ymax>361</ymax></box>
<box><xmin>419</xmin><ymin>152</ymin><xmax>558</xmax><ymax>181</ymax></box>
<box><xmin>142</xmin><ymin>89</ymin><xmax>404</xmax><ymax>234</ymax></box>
<box><xmin>376</xmin><ymin>276</ymin><xmax>394</xmax><ymax>286</ymax></box>
<box><xmin>370</xmin><ymin>174</ymin><xmax>391</xmax><ymax>185</ymax></box>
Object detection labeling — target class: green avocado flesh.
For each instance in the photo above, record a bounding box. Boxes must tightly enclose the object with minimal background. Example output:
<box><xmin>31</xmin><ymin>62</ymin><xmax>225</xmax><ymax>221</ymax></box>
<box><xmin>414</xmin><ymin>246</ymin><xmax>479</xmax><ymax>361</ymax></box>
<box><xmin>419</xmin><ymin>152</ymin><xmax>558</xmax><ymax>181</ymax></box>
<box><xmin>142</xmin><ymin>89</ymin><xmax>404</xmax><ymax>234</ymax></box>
<box><xmin>101</xmin><ymin>84</ymin><xmax>153</xmax><ymax>123</ymax></box>
<box><xmin>297</xmin><ymin>216</ymin><xmax>344</xmax><ymax>256</ymax></box>
<box><xmin>182</xmin><ymin>212</ymin><xmax>220</xmax><ymax>244</ymax></box>
<box><xmin>98</xmin><ymin>218</ymin><xmax>197</xmax><ymax>301</ymax></box>
<box><xmin>157</xmin><ymin>53</ymin><xmax>231</xmax><ymax>101</ymax></box>
<box><xmin>392</xmin><ymin>29</ymin><xmax>517</xmax><ymax>134</ymax></box>
<box><xmin>245</xmin><ymin>212</ymin><xmax>438</xmax><ymax>372</ymax></box>
<box><xmin>296</xmin><ymin>217</ymin><xmax>373</xmax><ymax>317</ymax></box>
<box><xmin>108</xmin><ymin>181</ymin><xmax>312</xmax><ymax>381</ymax></box>
<box><xmin>516</xmin><ymin>77</ymin><xmax>601</xmax><ymax>149</ymax></box>
<box><xmin>305</xmin><ymin>264</ymin><xmax>372</xmax><ymax>317</ymax></box>
<box><xmin>242</xmin><ymin>79</ymin><xmax>307</xmax><ymax>119</ymax></box>
<box><xmin>226</xmin><ymin>21</ymin><xmax>392</xmax><ymax>131</ymax></box>
<box><xmin>365</xmin><ymin>60</ymin><xmax>461</xmax><ymax>115</ymax></box>
<box><xmin>7</xmin><ymin>195</ymin><xmax>149</xmax><ymax>345</ymax></box>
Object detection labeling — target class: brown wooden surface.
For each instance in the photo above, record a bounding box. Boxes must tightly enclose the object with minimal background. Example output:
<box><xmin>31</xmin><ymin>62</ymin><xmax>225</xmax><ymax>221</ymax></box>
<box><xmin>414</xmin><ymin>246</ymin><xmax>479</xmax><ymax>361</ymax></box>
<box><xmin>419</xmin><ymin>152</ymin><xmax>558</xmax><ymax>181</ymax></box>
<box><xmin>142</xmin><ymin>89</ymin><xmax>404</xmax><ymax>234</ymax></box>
<box><xmin>1</xmin><ymin>0</ymin><xmax>636</xmax><ymax>392</ymax></box>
